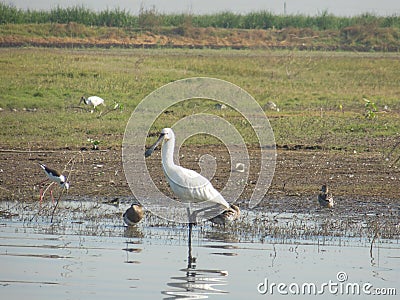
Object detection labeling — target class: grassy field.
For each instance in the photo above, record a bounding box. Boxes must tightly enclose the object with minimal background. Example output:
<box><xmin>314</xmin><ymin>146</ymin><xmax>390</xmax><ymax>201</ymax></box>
<box><xmin>0</xmin><ymin>48</ymin><xmax>399</xmax><ymax>156</ymax></box>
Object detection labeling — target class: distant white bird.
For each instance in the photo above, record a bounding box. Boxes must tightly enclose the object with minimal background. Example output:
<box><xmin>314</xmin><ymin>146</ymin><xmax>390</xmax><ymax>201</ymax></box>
<box><xmin>79</xmin><ymin>96</ymin><xmax>106</xmax><ymax>112</ymax></box>
<box><xmin>145</xmin><ymin>128</ymin><xmax>230</xmax><ymax>224</ymax></box>
<box><xmin>38</xmin><ymin>163</ymin><xmax>69</xmax><ymax>202</ymax></box>
<box><xmin>123</xmin><ymin>203</ymin><xmax>144</xmax><ymax>225</ymax></box>
<box><xmin>318</xmin><ymin>184</ymin><xmax>334</xmax><ymax>208</ymax></box>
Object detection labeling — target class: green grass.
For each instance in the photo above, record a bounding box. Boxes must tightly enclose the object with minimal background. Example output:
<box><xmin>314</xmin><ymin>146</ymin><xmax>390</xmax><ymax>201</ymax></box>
<box><xmin>1</xmin><ymin>3</ymin><xmax>400</xmax><ymax>30</ymax></box>
<box><xmin>0</xmin><ymin>48</ymin><xmax>399</xmax><ymax>152</ymax></box>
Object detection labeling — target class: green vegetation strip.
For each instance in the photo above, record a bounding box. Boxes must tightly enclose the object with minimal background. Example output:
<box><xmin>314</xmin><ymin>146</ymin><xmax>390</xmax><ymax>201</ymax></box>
<box><xmin>1</xmin><ymin>3</ymin><xmax>400</xmax><ymax>30</ymax></box>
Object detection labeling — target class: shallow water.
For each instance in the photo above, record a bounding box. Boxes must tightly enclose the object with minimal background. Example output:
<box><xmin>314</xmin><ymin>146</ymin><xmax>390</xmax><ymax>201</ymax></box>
<box><xmin>0</xmin><ymin>200</ymin><xmax>399</xmax><ymax>299</ymax></box>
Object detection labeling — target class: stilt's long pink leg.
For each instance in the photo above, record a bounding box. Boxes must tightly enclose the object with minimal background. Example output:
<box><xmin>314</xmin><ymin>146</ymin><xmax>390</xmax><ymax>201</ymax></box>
<box><xmin>39</xmin><ymin>188</ymin><xmax>43</xmax><ymax>203</ymax></box>
<box><xmin>38</xmin><ymin>179</ymin><xmax>48</xmax><ymax>204</ymax></box>
<box><xmin>41</xmin><ymin>182</ymin><xmax>54</xmax><ymax>203</ymax></box>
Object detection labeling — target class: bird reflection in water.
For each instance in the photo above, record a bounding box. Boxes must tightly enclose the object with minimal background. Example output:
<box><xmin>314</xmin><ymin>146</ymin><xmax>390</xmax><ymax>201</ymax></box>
<box><xmin>162</xmin><ymin>225</ymin><xmax>229</xmax><ymax>299</ymax></box>
<box><xmin>123</xmin><ymin>224</ymin><xmax>144</xmax><ymax>239</ymax></box>
<box><xmin>123</xmin><ymin>226</ymin><xmax>144</xmax><ymax>264</ymax></box>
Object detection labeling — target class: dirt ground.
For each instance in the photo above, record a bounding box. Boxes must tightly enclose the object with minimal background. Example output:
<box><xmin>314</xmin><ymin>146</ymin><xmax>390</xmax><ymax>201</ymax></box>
<box><xmin>2</xmin><ymin>26</ymin><xmax>399</xmax><ymax>52</ymax></box>
<box><xmin>1</xmin><ymin>145</ymin><xmax>399</xmax><ymax>219</ymax></box>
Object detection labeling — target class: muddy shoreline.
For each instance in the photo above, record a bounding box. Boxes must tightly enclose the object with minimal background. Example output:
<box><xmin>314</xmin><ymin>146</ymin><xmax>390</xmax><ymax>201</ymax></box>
<box><xmin>1</xmin><ymin>145</ymin><xmax>399</xmax><ymax>241</ymax></box>
<box><xmin>1</xmin><ymin>146</ymin><xmax>398</xmax><ymax>211</ymax></box>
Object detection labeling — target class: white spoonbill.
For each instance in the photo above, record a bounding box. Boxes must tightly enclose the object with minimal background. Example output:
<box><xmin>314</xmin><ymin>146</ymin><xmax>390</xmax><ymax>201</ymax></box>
<box><xmin>145</xmin><ymin>128</ymin><xmax>230</xmax><ymax>224</ymax></box>
<box><xmin>80</xmin><ymin>96</ymin><xmax>106</xmax><ymax>112</ymax></box>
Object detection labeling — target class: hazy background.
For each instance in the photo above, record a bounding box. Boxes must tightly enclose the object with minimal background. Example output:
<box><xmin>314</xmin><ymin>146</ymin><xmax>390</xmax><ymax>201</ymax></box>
<box><xmin>5</xmin><ymin>0</ymin><xmax>400</xmax><ymax>16</ymax></box>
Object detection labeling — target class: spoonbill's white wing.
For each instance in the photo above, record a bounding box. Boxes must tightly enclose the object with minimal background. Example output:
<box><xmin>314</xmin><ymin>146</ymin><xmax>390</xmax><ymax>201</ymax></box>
<box><xmin>164</xmin><ymin>165</ymin><xmax>230</xmax><ymax>209</ymax></box>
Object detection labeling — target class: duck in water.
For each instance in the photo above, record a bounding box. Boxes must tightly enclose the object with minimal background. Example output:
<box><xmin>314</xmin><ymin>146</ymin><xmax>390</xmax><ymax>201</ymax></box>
<box><xmin>318</xmin><ymin>184</ymin><xmax>334</xmax><ymax>208</ymax></box>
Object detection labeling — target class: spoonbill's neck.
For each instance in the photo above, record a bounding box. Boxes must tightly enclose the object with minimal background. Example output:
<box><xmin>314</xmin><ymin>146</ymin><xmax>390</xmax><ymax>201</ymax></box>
<box><xmin>162</xmin><ymin>133</ymin><xmax>176</xmax><ymax>170</ymax></box>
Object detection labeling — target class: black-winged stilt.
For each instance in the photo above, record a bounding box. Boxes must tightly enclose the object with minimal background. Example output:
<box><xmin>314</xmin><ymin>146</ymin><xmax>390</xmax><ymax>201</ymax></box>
<box><xmin>38</xmin><ymin>163</ymin><xmax>69</xmax><ymax>203</ymax></box>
